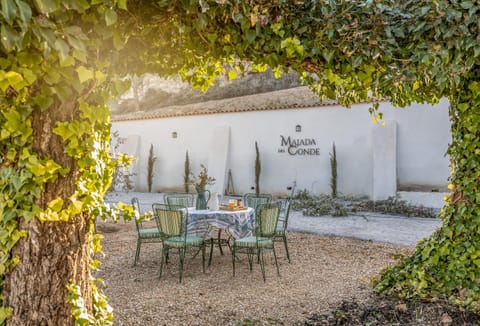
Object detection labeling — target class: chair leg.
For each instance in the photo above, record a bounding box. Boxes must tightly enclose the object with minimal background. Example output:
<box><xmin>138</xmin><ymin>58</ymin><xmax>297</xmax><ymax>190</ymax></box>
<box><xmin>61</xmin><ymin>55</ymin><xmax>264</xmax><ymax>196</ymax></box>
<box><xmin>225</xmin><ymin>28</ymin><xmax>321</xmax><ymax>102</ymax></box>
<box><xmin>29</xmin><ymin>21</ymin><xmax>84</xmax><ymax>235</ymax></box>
<box><xmin>166</xmin><ymin>248</ymin><xmax>170</xmax><ymax>264</ymax></box>
<box><xmin>134</xmin><ymin>239</ymin><xmax>141</xmax><ymax>266</ymax></box>
<box><xmin>232</xmin><ymin>245</ymin><xmax>236</xmax><ymax>277</ymax></box>
<box><xmin>273</xmin><ymin>245</ymin><xmax>280</xmax><ymax>276</ymax></box>
<box><xmin>202</xmin><ymin>244</ymin><xmax>206</xmax><ymax>273</ymax></box>
<box><xmin>259</xmin><ymin>250</ymin><xmax>266</xmax><ymax>282</ymax></box>
<box><xmin>217</xmin><ymin>230</ymin><xmax>224</xmax><ymax>255</ymax></box>
<box><xmin>208</xmin><ymin>238</ymin><xmax>214</xmax><ymax>266</ymax></box>
<box><xmin>283</xmin><ymin>234</ymin><xmax>291</xmax><ymax>263</ymax></box>
<box><xmin>159</xmin><ymin>247</ymin><xmax>166</xmax><ymax>279</ymax></box>
<box><xmin>226</xmin><ymin>237</ymin><xmax>232</xmax><ymax>253</ymax></box>
<box><xmin>247</xmin><ymin>251</ymin><xmax>253</xmax><ymax>271</ymax></box>
<box><xmin>179</xmin><ymin>248</ymin><xmax>185</xmax><ymax>283</ymax></box>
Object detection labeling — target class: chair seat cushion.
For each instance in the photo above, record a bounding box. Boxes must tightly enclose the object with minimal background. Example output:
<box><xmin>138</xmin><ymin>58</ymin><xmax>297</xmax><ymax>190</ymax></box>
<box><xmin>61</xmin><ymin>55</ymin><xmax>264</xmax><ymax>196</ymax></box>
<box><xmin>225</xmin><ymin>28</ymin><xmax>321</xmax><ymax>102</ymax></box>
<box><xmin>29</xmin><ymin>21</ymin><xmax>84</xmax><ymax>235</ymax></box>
<box><xmin>165</xmin><ymin>236</ymin><xmax>204</xmax><ymax>247</ymax></box>
<box><xmin>234</xmin><ymin>236</ymin><xmax>273</xmax><ymax>248</ymax></box>
<box><xmin>139</xmin><ymin>228</ymin><xmax>161</xmax><ymax>238</ymax></box>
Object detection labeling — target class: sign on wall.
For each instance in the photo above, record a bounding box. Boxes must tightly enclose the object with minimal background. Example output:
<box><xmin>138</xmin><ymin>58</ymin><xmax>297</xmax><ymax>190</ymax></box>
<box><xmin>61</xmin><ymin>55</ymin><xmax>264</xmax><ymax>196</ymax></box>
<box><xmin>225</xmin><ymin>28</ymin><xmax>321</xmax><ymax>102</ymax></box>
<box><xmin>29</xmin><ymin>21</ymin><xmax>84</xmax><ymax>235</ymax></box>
<box><xmin>278</xmin><ymin>126</ymin><xmax>321</xmax><ymax>156</ymax></box>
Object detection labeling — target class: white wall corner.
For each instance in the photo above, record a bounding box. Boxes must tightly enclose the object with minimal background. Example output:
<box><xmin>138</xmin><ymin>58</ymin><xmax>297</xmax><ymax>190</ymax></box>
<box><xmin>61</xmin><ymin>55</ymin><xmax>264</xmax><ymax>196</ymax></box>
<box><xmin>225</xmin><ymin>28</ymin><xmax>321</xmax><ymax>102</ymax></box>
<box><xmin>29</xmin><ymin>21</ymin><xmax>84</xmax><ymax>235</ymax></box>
<box><xmin>207</xmin><ymin>126</ymin><xmax>231</xmax><ymax>196</ymax></box>
<box><xmin>372</xmin><ymin>121</ymin><xmax>397</xmax><ymax>200</ymax></box>
<box><xmin>118</xmin><ymin>134</ymin><xmax>141</xmax><ymax>191</ymax></box>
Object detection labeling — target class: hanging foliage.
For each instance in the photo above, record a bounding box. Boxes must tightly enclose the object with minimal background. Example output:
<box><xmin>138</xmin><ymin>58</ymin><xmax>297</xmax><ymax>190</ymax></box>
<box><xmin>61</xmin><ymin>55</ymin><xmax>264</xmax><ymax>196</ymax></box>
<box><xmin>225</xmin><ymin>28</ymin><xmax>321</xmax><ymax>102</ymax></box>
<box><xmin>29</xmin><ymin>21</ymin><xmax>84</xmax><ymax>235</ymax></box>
<box><xmin>2</xmin><ymin>0</ymin><xmax>480</xmax><ymax>324</ymax></box>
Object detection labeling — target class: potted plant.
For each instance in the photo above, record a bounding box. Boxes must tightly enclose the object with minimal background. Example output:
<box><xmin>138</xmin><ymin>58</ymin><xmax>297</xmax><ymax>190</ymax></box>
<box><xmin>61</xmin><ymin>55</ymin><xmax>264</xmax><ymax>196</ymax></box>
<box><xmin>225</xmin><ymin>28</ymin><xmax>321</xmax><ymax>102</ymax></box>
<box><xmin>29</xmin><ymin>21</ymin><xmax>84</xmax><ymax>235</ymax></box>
<box><xmin>190</xmin><ymin>164</ymin><xmax>215</xmax><ymax>209</ymax></box>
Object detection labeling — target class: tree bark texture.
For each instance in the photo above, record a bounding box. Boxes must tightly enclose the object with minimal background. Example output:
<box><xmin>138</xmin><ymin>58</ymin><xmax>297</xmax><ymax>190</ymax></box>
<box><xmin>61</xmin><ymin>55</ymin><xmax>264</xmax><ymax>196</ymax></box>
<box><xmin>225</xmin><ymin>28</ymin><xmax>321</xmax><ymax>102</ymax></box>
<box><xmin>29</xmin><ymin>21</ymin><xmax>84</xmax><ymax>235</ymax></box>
<box><xmin>4</xmin><ymin>101</ymin><xmax>92</xmax><ymax>325</ymax></box>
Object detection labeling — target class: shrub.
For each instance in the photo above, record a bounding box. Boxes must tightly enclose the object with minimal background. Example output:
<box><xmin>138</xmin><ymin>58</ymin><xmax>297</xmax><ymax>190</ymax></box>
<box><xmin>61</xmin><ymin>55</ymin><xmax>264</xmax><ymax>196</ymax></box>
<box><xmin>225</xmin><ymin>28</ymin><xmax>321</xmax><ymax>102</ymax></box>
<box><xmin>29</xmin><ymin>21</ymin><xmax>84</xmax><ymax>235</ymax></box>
<box><xmin>147</xmin><ymin>144</ymin><xmax>156</xmax><ymax>193</ymax></box>
<box><xmin>291</xmin><ymin>190</ymin><xmax>437</xmax><ymax>218</ymax></box>
<box><xmin>184</xmin><ymin>151</ymin><xmax>191</xmax><ymax>193</ymax></box>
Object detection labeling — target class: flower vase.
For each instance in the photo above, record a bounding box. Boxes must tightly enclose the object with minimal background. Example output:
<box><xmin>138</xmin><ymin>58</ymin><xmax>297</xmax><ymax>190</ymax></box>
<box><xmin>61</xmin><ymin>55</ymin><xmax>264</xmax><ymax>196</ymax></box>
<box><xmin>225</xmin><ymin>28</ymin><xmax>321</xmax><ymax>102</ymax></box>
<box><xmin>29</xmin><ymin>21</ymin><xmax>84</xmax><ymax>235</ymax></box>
<box><xmin>196</xmin><ymin>188</ymin><xmax>211</xmax><ymax>210</ymax></box>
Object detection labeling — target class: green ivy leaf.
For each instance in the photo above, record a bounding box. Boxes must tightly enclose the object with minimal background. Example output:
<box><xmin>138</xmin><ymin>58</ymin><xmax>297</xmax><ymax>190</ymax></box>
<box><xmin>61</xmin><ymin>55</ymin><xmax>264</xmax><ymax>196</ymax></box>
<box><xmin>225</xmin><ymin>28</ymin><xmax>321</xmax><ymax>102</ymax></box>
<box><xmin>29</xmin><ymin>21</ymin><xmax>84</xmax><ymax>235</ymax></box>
<box><xmin>48</xmin><ymin>198</ymin><xmax>64</xmax><ymax>212</ymax></box>
<box><xmin>104</xmin><ymin>8</ymin><xmax>117</xmax><ymax>26</ymax></box>
<box><xmin>1</xmin><ymin>0</ymin><xmax>17</xmax><ymax>25</ymax></box>
<box><xmin>54</xmin><ymin>39</ymin><xmax>70</xmax><ymax>61</ymax></box>
<box><xmin>460</xmin><ymin>1</ymin><xmax>474</xmax><ymax>9</ymax></box>
<box><xmin>35</xmin><ymin>27</ymin><xmax>55</xmax><ymax>47</ymax></box>
<box><xmin>117</xmin><ymin>0</ymin><xmax>127</xmax><ymax>10</ymax></box>
<box><xmin>16</xmin><ymin>0</ymin><xmax>32</xmax><ymax>25</ymax></box>
<box><xmin>51</xmin><ymin>83</ymin><xmax>72</xmax><ymax>102</ymax></box>
<box><xmin>322</xmin><ymin>49</ymin><xmax>335</xmax><ymax>64</ymax></box>
<box><xmin>33</xmin><ymin>0</ymin><xmax>59</xmax><ymax>14</ymax></box>
<box><xmin>2</xmin><ymin>108</ymin><xmax>22</xmax><ymax>131</ymax></box>
<box><xmin>244</xmin><ymin>29</ymin><xmax>256</xmax><ymax>44</ymax></box>
<box><xmin>0</xmin><ymin>307</ymin><xmax>13</xmax><ymax>324</ymax></box>
<box><xmin>63</xmin><ymin>0</ymin><xmax>89</xmax><ymax>13</ymax></box>
<box><xmin>0</xmin><ymin>70</ymin><xmax>24</xmax><ymax>91</ymax></box>
<box><xmin>0</xmin><ymin>24</ymin><xmax>20</xmax><ymax>52</ymax></box>
<box><xmin>76</xmin><ymin>66</ymin><xmax>93</xmax><ymax>83</ymax></box>
<box><xmin>66</xmin><ymin>35</ymin><xmax>86</xmax><ymax>53</ymax></box>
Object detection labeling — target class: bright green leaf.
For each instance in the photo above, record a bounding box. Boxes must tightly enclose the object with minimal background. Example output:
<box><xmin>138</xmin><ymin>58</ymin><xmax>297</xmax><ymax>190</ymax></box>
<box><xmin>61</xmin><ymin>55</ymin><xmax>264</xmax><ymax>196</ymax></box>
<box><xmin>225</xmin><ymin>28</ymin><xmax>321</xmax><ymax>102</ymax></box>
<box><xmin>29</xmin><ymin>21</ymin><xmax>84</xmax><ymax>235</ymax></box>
<box><xmin>104</xmin><ymin>8</ymin><xmax>117</xmax><ymax>26</ymax></box>
<box><xmin>48</xmin><ymin>197</ymin><xmax>64</xmax><ymax>212</ymax></box>
<box><xmin>0</xmin><ymin>307</ymin><xmax>13</xmax><ymax>324</ymax></box>
<box><xmin>227</xmin><ymin>70</ymin><xmax>237</xmax><ymax>80</ymax></box>
<box><xmin>76</xmin><ymin>66</ymin><xmax>94</xmax><ymax>83</ymax></box>
<box><xmin>0</xmin><ymin>70</ymin><xmax>23</xmax><ymax>91</ymax></box>
<box><xmin>117</xmin><ymin>0</ymin><xmax>127</xmax><ymax>10</ymax></box>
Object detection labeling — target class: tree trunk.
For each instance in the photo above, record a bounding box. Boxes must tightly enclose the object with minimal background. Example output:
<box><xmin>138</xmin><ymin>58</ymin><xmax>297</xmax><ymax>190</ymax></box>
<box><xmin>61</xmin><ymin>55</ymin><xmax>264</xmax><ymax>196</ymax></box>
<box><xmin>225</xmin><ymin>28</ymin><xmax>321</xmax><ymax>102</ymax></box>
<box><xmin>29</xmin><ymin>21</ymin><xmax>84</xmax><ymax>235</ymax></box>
<box><xmin>4</xmin><ymin>101</ymin><xmax>92</xmax><ymax>325</ymax></box>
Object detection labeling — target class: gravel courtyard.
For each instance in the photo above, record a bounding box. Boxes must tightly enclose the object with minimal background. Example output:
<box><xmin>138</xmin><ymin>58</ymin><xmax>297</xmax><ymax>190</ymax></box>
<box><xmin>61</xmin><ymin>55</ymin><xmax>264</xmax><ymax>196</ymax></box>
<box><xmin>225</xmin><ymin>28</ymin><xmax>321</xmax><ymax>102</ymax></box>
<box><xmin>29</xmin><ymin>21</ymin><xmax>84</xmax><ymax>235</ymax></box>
<box><xmin>95</xmin><ymin>219</ymin><xmax>411</xmax><ymax>325</ymax></box>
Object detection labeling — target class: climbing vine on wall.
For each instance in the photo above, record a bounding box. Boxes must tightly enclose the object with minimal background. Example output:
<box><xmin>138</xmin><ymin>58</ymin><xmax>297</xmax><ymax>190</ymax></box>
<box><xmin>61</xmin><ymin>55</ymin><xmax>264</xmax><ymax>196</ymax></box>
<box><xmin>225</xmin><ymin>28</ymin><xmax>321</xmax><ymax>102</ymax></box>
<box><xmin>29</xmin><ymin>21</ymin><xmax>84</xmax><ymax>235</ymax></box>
<box><xmin>373</xmin><ymin>75</ymin><xmax>480</xmax><ymax>312</ymax></box>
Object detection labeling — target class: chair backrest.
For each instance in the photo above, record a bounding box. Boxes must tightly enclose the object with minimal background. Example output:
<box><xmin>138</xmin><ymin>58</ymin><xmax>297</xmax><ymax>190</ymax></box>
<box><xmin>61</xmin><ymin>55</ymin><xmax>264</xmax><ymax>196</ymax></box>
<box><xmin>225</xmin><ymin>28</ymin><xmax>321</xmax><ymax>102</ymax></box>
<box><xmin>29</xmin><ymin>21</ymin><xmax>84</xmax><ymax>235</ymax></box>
<box><xmin>243</xmin><ymin>193</ymin><xmax>272</xmax><ymax>211</ymax></box>
<box><xmin>278</xmin><ymin>198</ymin><xmax>291</xmax><ymax>230</ymax></box>
<box><xmin>131</xmin><ymin>197</ymin><xmax>143</xmax><ymax>231</ymax></box>
<box><xmin>164</xmin><ymin>193</ymin><xmax>195</xmax><ymax>208</ymax></box>
<box><xmin>152</xmin><ymin>203</ymin><xmax>185</xmax><ymax>238</ymax></box>
<box><xmin>255</xmin><ymin>202</ymin><xmax>281</xmax><ymax>238</ymax></box>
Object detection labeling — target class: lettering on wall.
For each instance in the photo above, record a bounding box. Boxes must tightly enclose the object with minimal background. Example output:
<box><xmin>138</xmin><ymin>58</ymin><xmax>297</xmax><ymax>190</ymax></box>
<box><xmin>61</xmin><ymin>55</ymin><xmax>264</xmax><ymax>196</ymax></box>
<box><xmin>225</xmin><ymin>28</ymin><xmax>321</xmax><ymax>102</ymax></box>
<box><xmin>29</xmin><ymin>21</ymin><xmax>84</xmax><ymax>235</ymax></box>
<box><xmin>278</xmin><ymin>135</ymin><xmax>321</xmax><ymax>156</ymax></box>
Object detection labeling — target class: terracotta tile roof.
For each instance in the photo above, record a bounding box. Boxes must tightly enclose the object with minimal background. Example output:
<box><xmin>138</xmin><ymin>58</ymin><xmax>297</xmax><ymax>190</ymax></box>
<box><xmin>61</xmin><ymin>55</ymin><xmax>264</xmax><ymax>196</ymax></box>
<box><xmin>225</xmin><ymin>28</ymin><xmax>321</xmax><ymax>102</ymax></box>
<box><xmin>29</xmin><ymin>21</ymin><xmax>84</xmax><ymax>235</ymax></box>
<box><xmin>111</xmin><ymin>86</ymin><xmax>344</xmax><ymax>122</ymax></box>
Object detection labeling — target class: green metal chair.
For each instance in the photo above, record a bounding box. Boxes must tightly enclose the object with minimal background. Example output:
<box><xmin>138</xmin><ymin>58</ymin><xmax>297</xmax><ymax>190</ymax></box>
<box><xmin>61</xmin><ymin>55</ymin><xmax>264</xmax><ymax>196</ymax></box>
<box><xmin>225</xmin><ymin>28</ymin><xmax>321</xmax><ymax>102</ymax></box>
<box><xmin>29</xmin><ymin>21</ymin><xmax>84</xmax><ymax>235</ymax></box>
<box><xmin>152</xmin><ymin>203</ymin><xmax>206</xmax><ymax>282</ymax></box>
<box><xmin>131</xmin><ymin>197</ymin><xmax>162</xmax><ymax>266</ymax></box>
<box><xmin>231</xmin><ymin>201</ymin><xmax>281</xmax><ymax>281</ymax></box>
<box><xmin>164</xmin><ymin>193</ymin><xmax>195</xmax><ymax>208</ymax></box>
<box><xmin>274</xmin><ymin>198</ymin><xmax>291</xmax><ymax>263</ymax></box>
<box><xmin>243</xmin><ymin>193</ymin><xmax>272</xmax><ymax>211</ymax></box>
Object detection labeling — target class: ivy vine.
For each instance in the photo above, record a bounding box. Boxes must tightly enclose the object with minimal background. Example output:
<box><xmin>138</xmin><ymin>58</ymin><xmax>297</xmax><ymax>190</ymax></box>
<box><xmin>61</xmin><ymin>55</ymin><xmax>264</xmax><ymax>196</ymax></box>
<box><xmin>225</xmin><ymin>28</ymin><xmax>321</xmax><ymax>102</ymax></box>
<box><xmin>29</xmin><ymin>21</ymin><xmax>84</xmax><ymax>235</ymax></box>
<box><xmin>1</xmin><ymin>0</ymin><xmax>480</xmax><ymax>324</ymax></box>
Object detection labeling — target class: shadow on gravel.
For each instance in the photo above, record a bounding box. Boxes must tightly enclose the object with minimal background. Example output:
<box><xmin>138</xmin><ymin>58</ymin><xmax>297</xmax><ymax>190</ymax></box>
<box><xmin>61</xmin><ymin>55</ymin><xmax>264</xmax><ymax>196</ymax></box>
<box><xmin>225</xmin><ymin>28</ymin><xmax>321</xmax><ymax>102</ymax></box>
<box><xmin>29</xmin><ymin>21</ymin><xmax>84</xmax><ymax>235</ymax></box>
<box><xmin>304</xmin><ymin>296</ymin><xmax>480</xmax><ymax>326</ymax></box>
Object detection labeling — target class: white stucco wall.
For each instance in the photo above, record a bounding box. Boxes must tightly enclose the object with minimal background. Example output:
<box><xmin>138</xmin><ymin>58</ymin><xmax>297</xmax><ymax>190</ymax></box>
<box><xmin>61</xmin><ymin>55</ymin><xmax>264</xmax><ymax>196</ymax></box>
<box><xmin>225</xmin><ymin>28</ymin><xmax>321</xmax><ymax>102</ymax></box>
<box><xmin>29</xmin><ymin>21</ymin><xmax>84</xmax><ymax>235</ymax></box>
<box><xmin>112</xmin><ymin>99</ymin><xmax>451</xmax><ymax>198</ymax></box>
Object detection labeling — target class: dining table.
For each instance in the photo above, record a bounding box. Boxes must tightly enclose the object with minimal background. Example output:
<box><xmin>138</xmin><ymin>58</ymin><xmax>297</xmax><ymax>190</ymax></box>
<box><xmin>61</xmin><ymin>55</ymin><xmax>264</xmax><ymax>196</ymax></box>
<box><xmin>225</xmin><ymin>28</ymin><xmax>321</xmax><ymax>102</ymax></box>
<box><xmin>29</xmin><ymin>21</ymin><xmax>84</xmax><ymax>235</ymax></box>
<box><xmin>186</xmin><ymin>206</ymin><xmax>255</xmax><ymax>239</ymax></box>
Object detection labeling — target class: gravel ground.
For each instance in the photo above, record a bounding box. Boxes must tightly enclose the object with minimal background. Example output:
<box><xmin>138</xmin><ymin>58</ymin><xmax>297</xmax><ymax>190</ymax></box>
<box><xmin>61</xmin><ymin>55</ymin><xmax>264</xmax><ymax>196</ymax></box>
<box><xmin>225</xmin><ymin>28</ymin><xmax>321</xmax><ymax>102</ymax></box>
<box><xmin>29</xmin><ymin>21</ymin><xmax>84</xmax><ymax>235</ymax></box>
<box><xmin>95</xmin><ymin>219</ymin><xmax>412</xmax><ymax>325</ymax></box>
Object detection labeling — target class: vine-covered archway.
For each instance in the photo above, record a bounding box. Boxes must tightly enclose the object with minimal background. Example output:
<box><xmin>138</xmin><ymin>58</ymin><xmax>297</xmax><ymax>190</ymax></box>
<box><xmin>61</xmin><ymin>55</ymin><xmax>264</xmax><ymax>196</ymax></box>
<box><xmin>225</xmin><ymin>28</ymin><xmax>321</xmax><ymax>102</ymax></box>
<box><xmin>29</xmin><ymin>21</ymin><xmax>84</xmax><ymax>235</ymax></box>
<box><xmin>1</xmin><ymin>1</ymin><xmax>479</xmax><ymax>324</ymax></box>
